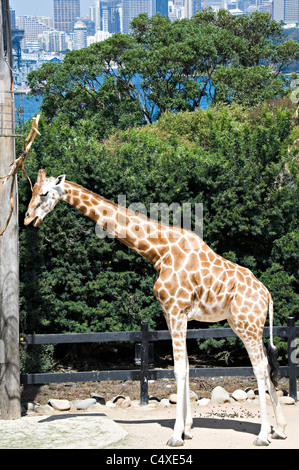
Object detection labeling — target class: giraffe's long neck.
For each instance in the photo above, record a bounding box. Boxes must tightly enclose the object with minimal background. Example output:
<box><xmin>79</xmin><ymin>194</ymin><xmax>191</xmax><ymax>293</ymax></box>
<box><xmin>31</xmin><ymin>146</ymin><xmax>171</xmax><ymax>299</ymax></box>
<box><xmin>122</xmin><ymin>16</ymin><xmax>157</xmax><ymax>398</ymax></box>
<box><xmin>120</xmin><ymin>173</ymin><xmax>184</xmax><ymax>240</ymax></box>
<box><xmin>61</xmin><ymin>180</ymin><xmax>169</xmax><ymax>268</ymax></box>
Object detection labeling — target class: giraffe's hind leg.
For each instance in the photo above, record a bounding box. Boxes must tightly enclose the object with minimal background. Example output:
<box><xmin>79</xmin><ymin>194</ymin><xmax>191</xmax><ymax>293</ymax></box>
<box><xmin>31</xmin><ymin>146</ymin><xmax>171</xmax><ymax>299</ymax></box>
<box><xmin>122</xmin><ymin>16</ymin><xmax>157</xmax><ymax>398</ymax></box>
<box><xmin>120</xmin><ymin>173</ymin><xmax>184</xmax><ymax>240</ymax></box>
<box><xmin>228</xmin><ymin>318</ymin><xmax>272</xmax><ymax>446</ymax></box>
<box><xmin>265</xmin><ymin>358</ymin><xmax>287</xmax><ymax>440</ymax></box>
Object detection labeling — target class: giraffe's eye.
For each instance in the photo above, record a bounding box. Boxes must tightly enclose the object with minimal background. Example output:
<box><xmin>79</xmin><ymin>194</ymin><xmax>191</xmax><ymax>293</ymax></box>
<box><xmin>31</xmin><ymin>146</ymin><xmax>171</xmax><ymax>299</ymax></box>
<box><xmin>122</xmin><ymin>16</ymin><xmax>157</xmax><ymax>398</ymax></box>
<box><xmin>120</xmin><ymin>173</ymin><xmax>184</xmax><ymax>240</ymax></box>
<box><xmin>41</xmin><ymin>191</ymin><xmax>49</xmax><ymax>197</ymax></box>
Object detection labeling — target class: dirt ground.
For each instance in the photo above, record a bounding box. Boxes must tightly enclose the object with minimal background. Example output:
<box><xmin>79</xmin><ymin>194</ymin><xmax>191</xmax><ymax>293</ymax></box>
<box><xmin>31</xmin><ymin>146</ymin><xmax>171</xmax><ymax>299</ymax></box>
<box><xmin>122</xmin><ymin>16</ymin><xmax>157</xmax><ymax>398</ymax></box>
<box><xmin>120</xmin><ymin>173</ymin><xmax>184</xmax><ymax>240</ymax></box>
<box><xmin>15</xmin><ymin>375</ymin><xmax>299</xmax><ymax>450</ymax></box>
<box><xmin>102</xmin><ymin>399</ymin><xmax>299</xmax><ymax>450</ymax></box>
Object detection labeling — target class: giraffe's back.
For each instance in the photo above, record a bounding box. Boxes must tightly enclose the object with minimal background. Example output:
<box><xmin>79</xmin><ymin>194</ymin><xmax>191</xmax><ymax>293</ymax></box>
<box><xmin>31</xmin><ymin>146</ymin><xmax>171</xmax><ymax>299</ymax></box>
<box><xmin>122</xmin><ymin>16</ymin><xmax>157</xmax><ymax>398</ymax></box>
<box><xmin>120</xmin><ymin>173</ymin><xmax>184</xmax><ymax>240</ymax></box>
<box><xmin>155</xmin><ymin>229</ymin><xmax>269</xmax><ymax>323</ymax></box>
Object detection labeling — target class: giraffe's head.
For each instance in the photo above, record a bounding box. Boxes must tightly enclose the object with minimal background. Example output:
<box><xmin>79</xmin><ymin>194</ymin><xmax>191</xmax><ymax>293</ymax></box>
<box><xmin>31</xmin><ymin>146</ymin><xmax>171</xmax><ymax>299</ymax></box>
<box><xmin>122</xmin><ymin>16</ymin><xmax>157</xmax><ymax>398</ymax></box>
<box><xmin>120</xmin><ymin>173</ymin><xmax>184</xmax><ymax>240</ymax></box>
<box><xmin>24</xmin><ymin>170</ymin><xmax>66</xmax><ymax>227</ymax></box>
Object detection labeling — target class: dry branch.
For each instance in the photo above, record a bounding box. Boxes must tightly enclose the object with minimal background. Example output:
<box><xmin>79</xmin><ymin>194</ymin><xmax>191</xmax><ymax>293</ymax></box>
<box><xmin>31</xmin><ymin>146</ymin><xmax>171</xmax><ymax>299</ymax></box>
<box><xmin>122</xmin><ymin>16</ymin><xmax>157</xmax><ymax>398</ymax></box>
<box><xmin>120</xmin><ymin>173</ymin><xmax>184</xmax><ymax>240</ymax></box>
<box><xmin>0</xmin><ymin>114</ymin><xmax>41</xmax><ymax>236</ymax></box>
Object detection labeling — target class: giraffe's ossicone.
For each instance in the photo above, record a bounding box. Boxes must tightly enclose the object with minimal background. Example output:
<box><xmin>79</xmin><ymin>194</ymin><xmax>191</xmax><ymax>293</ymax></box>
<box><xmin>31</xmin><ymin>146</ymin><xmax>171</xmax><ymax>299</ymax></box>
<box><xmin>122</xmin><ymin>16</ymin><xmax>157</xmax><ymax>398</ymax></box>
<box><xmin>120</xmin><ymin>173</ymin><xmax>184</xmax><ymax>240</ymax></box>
<box><xmin>25</xmin><ymin>170</ymin><xmax>287</xmax><ymax>447</ymax></box>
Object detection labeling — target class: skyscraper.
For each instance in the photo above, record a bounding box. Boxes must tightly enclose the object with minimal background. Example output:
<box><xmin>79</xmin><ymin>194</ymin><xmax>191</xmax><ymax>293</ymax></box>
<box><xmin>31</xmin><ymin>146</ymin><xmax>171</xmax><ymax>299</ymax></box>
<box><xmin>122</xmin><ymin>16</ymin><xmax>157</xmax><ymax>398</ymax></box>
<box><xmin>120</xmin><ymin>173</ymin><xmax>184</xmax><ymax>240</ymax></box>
<box><xmin>192</xmin><ymin>0</ymin><xmax>202</xmax><ymax>14</ymax></box>
<box><xmin>16</xmin><ymin>16</ymin><xmax>53</xmax><ymax>49</ymax></box>
<box><xmin>89</xmin><ymin>1</ymin><xmax>121</xmax><ymax>34</ymax></box>
<box><xmin>101</xmin><ymin>1</ymin><xmax>121</xmax><ymax>34</ymax></box>
<box><xmin>272</xmin><ymin>0</ymin><xmax>284</xmax><ymax>21</ymax></box>
<box><xmin>284</xmin><ymin>0</ymin><xmax>299</xmax><ymax>22</ymax></box>
<box><xmin>156</xmin><ymin>0</ymin><xmax>169</xmax><ymax>16</ymax></box>
<box><xmin>53</xmin><ymin>0</ymin><xmax>80</xmax><ymax>33</ymax></box>
<box><xmin>73</xmin><ymin>20</ymin><xmax>87</xmax><ymax>49</ymax></box>
<box><xmin>122</xmin><ymin>0</ymin><xmax>156</xmax><ymax>34</ymax></box>
<box><xmin>272</xmin><ymin>0</ymin><xmax>299</xmax><ymax>23</ymax></box>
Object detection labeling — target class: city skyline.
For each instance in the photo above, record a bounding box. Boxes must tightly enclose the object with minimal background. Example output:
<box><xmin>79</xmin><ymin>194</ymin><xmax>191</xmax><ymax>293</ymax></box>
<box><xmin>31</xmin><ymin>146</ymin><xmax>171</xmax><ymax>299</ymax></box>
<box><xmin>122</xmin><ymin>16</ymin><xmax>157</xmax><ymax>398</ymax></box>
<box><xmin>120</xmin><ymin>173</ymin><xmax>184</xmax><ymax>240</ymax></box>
<box><xmin>9</xmin><ymin>0</ymin><xmax>92</xmax><ymax>18</ymax></box>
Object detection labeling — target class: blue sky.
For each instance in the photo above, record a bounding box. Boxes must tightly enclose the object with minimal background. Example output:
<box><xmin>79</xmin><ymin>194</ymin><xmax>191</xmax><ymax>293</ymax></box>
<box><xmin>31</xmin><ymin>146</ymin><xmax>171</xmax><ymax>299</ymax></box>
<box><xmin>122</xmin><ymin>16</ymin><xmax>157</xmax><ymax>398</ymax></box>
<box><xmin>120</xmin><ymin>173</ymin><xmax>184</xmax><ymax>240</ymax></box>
<box><xmin>10</xmin><ymin>0</ymin><xmax>92</xmax><ymax>18</ymax></box>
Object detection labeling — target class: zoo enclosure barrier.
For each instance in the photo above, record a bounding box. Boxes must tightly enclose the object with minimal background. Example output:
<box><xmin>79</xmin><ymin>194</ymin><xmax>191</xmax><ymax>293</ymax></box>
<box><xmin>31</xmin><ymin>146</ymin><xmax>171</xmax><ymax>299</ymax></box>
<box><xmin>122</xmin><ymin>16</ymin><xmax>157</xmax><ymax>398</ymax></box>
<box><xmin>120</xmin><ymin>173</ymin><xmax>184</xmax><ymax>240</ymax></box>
<box><xmin>20</xmin><ymin>317</ymin><xmax>299</xmax><ymax>405</ymax></box>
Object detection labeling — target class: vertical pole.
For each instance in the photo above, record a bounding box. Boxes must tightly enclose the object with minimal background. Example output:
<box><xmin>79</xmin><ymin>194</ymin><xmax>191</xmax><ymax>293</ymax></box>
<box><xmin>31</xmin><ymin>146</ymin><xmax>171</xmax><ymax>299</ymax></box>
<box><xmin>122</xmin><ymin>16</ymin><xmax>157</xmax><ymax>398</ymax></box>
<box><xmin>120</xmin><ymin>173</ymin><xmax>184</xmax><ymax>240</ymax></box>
<box><xmin>0</xmin><ymin>0</ymin><xmax>20</xmax><ymax>420</ymax></box>
<box><xmin>287</xmin><ymin>317</ymin><xmax>297</xmax><ymax>403</ymax></box>
<box><xmin>140</xmin><ymin>321</ymin><xmax>149</xmax><ymax>406</ymax></box>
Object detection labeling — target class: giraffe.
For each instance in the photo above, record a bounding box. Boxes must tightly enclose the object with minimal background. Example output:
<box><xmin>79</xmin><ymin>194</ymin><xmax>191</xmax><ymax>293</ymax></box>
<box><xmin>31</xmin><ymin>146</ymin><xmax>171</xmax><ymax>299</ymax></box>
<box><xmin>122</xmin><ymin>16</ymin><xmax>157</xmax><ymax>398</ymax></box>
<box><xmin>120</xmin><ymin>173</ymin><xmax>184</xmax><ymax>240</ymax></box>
<box><xmin>24</xmin><ymin>169</ymin><xmax>287</xmax><ymax>447</ymax></box>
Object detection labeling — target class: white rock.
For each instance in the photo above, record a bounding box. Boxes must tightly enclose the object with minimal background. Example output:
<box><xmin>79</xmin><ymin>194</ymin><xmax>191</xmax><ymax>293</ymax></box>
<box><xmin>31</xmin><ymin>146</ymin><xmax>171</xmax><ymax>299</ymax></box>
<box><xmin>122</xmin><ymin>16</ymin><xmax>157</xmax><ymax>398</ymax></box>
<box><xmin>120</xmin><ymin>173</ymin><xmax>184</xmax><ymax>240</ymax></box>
<box><xmin>106</xmin><ymin>400</ymin><xmax>116</xmax><ymax>408</ymax></box>
<box><xmin>35</xmin><ymin>404</ymin><xmax>56</xmax><ymax>415</ymax></box>
<box><xmin>232</xmin><ymin>389</ymin><xmax>248</xmax><ymax>402</ymax></box>
<box><xmin>246</xmin><ymin>389</ymin><xmax>255</xmax><ymax>399</ymax></box>
<box><xmin>169</xmin><ymin>394</ymin><xmax>177</xmax><ymax>404</ymax></box>
<box><xmin>197</xmin><ymin>398</ymin><xmax>210</xmax><ymax>406</ymax></box>
<box><xmin>160</xmin><ymin>398</ymin><xmax>171</xmax><ymax>407</ymax></box>
<box><xmin>121</xmin><ymin>397</ymin><xmax>132</xmax><ymax>408</ymax></box>
<box><xmin>279</xmin><ymin>396</ymin><xmax>295</xmax><ymax>405</ymax></box>
<box><xmin>48</xmin><ymin>399</ymin><xmax>70</xmax><ymax>411</ymax></box>
<box><xmin>211</xmin><ymin>386</ymin><xmax>232</xmax><ymax>403</ymax></box>
<box><xmin>112</xmin><ymin>395</ymin><xmax>126</xmax><ymax>406</ymax></box>
<box><xmin>76</xmin><ymin>398</ymin><xmax>96</xmax><ymax>410</ymax></box>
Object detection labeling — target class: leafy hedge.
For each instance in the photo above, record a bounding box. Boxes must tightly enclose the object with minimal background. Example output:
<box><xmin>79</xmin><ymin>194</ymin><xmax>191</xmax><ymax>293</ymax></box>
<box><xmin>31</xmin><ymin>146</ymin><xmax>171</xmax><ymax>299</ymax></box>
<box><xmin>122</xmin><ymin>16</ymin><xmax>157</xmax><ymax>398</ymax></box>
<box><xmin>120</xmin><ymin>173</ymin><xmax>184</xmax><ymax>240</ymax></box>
<box><xmin>18</xmin><ymin>100</ymin><xmax>299</xmax><ymax>369</ymax></box>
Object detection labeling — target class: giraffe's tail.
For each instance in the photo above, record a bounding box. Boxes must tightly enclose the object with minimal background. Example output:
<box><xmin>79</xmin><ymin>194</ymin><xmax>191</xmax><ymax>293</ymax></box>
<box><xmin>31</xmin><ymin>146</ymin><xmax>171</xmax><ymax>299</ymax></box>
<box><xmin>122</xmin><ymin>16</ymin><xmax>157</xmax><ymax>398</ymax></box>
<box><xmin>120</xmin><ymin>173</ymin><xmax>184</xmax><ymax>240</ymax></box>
<box><xmin>266</xmin><ymin>294</ymin><xmax>279</xmax><ymax>387</ymax></box>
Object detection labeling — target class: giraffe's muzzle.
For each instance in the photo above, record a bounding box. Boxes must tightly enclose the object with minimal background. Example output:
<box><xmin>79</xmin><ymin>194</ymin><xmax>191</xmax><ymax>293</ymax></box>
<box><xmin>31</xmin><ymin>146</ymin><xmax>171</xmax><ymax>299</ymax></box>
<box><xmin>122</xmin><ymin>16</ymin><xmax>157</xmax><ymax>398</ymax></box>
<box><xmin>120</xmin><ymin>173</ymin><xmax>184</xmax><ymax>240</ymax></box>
<box><xmin>24</xmin><ymin>212</ymin><xmax>43</xmax><ymax>227</ymax></box>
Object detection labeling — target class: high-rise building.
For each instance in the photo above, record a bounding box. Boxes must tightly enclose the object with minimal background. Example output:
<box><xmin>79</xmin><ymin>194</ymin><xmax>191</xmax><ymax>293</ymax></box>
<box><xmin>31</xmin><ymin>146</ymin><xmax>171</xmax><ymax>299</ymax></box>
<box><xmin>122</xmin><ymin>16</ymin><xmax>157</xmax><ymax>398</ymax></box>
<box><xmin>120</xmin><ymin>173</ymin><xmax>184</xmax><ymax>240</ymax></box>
<box><xmin>272</xmin><ymin>0</ymin><xmax>299</xmax><ymax>23</ymax></box>
<box><xmin>168</xmin><ymin>0</ymin><xmax>185</xmax><ymax>20</ymax></box>
<box><xmin>156</xmin><ymin>0</ymin><xmax>169</xmax><ymax>16</ymax></box>
<box><xmin>89</xmin><ymin>1</ymin><xmax>122</xmax><ymax>34</ymax></box>
<box><xmin>272</xmin><ymin>0</ymin><xmax>284</xmax><ymax>20</ymax></box>
<box><xmin>204</xmin><ymin>0</ymin><xmax>226</xmax><ymax>11</ymax></box>
<box><xmin>53</xmin><ymin>0</ymin><xmax>80</xmax><ymax>33</ymax></box>
<box><xmin>16</xmin><ymin>16</ymin><xmax>53</xmax><ymax>49</ymax></box>
<box><xmin>90</xmin><ymin>1</ymin><xmax>101</xmax><ymax>29</ymax></box>
<box><xmin>10</xmin><ymin>7</ymin><xmax>16</xmax><ymax>28</ymax></box>
<box><xmin>73</xmin><ymin>20</ymin><xmax>88</xmax><ymax>49</ymax></box>
<box><xmin>284</xmin><ymin>0</ymin><xmax>299</xmax><ymax>22</ymax></box>
<box><xmin>38</xmin><ymin>30</ymin><xmax>69</xmax><ymax>52</ymax></box>
<box><xmin>73</xmin><ymin>17</ymin><xmax>96</xmax><ymax>36</ymax></box>
<box><xmin>101</xmin><ymin>1</ymin><xmax>121</xmax><ymax>33</ymax></box>
<box><xmin>192</xmin><ymin>0</ymin><xmax>202</xmax><ymax>14</ymax></box>
<box><xmin>122</xmin><ymin>0</ymin><xmax>156</xmax><ymax>34</ymax></box>
<box><xmin>184</xmin><ymin>0</ymin><xmax>193</xmax><ymax>17</ymax></box>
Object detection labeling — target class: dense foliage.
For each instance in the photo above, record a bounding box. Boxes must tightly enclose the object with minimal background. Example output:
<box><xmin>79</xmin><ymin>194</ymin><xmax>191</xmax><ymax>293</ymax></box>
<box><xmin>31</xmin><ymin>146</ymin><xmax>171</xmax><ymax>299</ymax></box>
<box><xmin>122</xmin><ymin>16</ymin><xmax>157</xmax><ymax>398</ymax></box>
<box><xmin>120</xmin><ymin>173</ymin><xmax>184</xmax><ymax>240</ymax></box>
<box><xmin>18</xmin><ymin>11</ymin><xmax>299</xmax><ymax>371</ymax></box>
<box><xmin>28</xmin><ymin>10</ymin><xmax>299</xmax><ymax>136</ymax></box>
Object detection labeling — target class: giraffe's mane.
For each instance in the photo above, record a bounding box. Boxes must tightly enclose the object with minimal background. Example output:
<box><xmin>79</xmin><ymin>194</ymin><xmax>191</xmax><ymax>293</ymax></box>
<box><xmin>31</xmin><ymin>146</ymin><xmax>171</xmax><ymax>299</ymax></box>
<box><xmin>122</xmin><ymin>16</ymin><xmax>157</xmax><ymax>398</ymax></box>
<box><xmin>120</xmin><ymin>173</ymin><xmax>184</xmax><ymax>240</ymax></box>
<box><xmin>66</xmin><ymin>180</ymin><xmax>186</xmax><ymax>234</ymax></box>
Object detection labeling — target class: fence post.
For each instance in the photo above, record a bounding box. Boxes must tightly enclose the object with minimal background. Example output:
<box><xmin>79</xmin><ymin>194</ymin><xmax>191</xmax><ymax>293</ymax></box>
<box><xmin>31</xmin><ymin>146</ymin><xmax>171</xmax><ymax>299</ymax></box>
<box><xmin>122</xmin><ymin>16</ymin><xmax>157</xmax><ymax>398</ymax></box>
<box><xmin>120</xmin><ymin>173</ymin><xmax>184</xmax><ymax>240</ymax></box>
<box><xmin>140</xmin><ymin>321</ymin><xmax>149</xmax><ymax>406</ymax></box>
<box><xmin>287</xmin><ymin>317</ymin><xmax>297</xmax><ymax>402</ymax></box>
<box><xmin>0</xmin><ymin>0</ymin><xmax>20</xmax><ymax>420</ymax></box>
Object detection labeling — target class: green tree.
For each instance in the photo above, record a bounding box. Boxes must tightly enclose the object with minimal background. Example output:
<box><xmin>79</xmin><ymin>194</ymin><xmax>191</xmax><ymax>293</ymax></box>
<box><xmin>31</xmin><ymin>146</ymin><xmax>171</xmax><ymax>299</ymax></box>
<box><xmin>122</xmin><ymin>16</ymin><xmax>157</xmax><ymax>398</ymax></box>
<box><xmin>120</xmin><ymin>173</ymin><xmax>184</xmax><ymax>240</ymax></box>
<box><xmin>27</xmin><ymin>11</ymin><xmax>299</xmax><ymax>137</ymax></box>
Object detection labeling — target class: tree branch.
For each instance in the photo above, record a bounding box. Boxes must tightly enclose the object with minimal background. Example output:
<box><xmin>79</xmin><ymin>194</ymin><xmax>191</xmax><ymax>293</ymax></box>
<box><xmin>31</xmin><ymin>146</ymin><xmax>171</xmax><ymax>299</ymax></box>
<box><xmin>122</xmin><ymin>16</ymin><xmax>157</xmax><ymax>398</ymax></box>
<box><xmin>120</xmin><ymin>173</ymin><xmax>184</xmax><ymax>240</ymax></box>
<box><xmin>0</xmin><ymin>114</ymin><xmax>41</xmax><ymax>236</ymax></box>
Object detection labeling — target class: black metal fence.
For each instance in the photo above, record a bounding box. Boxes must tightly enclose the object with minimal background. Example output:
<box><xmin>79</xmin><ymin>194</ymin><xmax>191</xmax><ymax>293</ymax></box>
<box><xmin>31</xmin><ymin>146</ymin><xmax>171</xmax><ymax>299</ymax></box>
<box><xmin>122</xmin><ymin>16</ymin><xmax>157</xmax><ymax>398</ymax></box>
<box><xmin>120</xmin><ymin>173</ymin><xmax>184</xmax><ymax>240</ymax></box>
<box><xmin>20</xmin><ymin>317</ymin><xmax>299</xmax><ymax>405</ymax></box>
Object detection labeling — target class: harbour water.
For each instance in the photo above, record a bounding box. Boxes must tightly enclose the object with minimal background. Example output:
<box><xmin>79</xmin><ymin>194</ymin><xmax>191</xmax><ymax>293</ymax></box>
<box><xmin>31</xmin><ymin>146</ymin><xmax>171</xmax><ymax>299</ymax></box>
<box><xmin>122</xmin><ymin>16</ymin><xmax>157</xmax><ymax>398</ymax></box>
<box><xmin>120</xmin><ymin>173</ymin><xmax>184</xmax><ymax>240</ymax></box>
<box><xmin>14</xmin><ymin>93</ymin><xmax>42</xmax><ymax>124</ymax></box>
<box><xmin>14</xmin><ymin>77</ymin><xmax>210</xmax><ymax>127</ymax></box>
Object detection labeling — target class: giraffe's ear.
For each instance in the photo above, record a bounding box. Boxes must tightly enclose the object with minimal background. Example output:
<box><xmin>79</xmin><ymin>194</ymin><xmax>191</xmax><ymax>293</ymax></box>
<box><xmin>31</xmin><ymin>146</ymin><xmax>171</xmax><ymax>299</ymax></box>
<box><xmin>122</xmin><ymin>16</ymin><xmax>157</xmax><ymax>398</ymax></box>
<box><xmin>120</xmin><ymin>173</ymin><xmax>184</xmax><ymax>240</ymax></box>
<box><xmin>54</xmin><ymin>174</ymin><xmax>66</xmax><ymax>186</ymax></box>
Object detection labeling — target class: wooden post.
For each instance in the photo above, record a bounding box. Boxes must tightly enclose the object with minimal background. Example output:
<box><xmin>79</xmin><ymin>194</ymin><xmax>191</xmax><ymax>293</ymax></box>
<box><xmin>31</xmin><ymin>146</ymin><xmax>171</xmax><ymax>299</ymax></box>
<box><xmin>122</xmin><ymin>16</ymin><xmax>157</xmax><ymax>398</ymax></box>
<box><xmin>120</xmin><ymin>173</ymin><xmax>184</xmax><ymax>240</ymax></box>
<box><xmin>0</xmin><ymin>0</ymin><xmax>20</xmax><ymax>420</ymax></box>
<box><xmin>140</xmin><ymin>321</ymin><xmax>149</xmax><ymax>406</ymax></box>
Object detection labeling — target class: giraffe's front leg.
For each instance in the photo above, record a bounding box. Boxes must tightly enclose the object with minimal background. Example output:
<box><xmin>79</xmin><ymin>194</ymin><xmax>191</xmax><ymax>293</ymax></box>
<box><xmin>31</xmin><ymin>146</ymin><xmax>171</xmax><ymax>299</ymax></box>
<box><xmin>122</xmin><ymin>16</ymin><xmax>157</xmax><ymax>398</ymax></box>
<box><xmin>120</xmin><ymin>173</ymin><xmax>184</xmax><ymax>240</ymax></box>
<box><xmin>183</xmin><ymin>351</ymin><xmax>193</xmax><ymax>441</ymax></box>
<box><xmin>166</xmin><ymin>316</ymin><xmax>191</xmax><ymax>447</ymax></box>
<box><xmin>166</xmin><ymin>356</ymin><xmax>186</xmax><ymax>447</ymax></box>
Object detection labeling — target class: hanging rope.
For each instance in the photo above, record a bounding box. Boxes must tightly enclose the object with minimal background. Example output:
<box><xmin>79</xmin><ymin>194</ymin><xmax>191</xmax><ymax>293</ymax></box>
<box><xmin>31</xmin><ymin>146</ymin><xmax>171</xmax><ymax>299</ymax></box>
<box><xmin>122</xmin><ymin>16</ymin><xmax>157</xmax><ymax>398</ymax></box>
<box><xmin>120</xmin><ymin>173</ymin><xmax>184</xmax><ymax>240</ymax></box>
<box><xmin>0</xmin><ymin>114</ymin><xmax>41</xmax><ymax>236</ymax></box>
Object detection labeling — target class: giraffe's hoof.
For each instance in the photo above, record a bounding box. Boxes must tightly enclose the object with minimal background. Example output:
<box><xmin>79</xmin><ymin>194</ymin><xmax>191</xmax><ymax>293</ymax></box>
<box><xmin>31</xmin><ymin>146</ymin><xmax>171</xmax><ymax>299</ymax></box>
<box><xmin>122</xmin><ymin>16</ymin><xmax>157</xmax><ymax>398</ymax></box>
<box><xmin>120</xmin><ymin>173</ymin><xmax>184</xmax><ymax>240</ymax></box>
<box><xmin>166</xmin><ymin>437</ymin><xmax>184</xmax><ymax>447</ymax></box>
<box><xmin>272</xmin><ymin>431</ymin><xmax>287</xmax><ymax>440</ymax></box>
<box><xmin>253</xmin><ymin>437</ymin><xmax>270</xmax><ymax>446</ymax></box>
<box><xmin>182</xmin><ymin>431</ymin><xmax>193</xmax><ymax>440</ymax></box>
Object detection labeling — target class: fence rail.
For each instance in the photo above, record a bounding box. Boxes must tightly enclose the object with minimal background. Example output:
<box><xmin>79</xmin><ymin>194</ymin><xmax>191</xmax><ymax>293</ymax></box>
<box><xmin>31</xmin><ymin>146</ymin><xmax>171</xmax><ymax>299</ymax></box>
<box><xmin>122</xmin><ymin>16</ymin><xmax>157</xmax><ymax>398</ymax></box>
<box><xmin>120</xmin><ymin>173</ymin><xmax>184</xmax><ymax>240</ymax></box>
<box><xmin>20</xmin><ymin>317</ymin><xmax>299</xmax><ymax>404</ymax></box>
